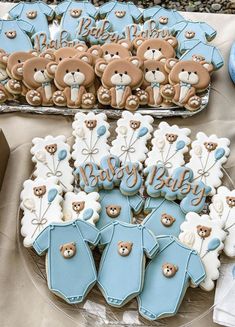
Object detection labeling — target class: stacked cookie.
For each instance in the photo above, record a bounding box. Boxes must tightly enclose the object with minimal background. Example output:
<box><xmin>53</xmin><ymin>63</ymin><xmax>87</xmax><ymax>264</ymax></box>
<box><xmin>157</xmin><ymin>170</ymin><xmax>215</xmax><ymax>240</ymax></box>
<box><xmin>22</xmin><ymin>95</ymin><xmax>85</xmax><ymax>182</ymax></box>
<box><xmin>20</xmin><ymin>111</ymin><xmax>234</xmax><ymax>320</ymax></box>
<box><xmin>0</xmin><ymin>2</ymin><xmax>223</xmax><ymax>112</ymax></box>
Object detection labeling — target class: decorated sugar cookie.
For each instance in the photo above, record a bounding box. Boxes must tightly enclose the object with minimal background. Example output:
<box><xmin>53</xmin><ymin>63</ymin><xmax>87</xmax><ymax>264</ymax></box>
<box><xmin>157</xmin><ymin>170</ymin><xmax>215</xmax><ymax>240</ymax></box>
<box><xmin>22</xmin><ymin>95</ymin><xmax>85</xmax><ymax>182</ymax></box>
<box><xmin>72</xmin><ymin>112</ymin><xmax>110</xmax><ymax>167</ymax></box>
<box><xmin>145</xmin><ymin>121</ymin><xmax>191</xmax><ymax>174</ymax></box>
<box><xmin>63</xmin><ymin>191</ymin><xmax>101</xmax><ymax>225</ymax></box>
<box><xmin>110</xmin><ymin>111</ymin><xmax>153</xmax><ymax>165</ymax></box>
<box><xmin>142</xmin><ymin>197</ymin><xmax>186</xmax><ymax>237</ymax></box>
<box><xmin>210</xmin><ymin>186</ymin><xmax>235</xmax><ymax>257</ymax></box>
<box><xmin>0</xmin><ymin>53</ymin><xmax>14</xmax><ymax>103</ymax></box>
<box><xmin>138</xmin><ymin>235</ymin><xmax>205</xmax><ymax>320</ymax></box>
<box><xmin>31</xmin><ymin>135</ymin><xmax>74</xmax><ymax>192</ymax></box>
<box><xmin>179</xmin><ymin>212</ymin><xmax>226</xmax><ymax>291</ymax></box>
<box><xmin>98</xmin><ymin>221</ymin><xmax>159</xmax><ymax>307</ymax></box>
<box><xmin>143</xmin><ymin>7</ymin><xmax>184</xmax><ymax>29</ymax></box>
<box><xmin>96</xmin><ymin>188</ymin><xmax>144</xmax><ymax>230</ymax></box>
<box><xmin>33</xmin><ymin>219</ymin><xmax>99</xmax><ymax>304</ymax></box>
<box><xmin>186</xmin><ymin>132</ymin><xmax>230</xmax><ymax>193</ymax></box>
<box><xmin>20</xmin><ymin>177</ymin><xmax>63</xmax><ymax>247</ymax></box>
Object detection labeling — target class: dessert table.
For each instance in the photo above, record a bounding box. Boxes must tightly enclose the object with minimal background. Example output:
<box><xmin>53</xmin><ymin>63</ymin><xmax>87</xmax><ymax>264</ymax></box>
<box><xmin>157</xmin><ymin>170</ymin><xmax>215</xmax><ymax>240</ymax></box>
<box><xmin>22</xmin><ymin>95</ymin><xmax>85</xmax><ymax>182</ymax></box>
<box><xmin>0</xmin><ymin>5</ymin><xmax>235</xmax><ymax>326</ymax></box>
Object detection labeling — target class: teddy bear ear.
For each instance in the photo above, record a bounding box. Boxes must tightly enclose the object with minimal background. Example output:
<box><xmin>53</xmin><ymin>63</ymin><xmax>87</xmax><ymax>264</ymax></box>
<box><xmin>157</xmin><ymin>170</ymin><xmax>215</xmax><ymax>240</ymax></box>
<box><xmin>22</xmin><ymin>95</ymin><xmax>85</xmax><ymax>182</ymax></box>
<box><xmin>132</xmin><ymin>37</ymin><xmax>145</xmax><ymax>50</ymax></box>
<box><xmin>59</xmin><ymin>245</ymin><xmax>63</xmax><ymax>251</ymax></box>
<box><xmin>46</xmin><ymin>61</ymin><xmax>58</xmax><ymax>77</ymax></box>
<box><xmin>40</xmin><ymin>50</ymin><xmax>55</xmax><ymax>61</ymax></box>
<box><xmin>29</xmin><ymin>49</ymin><xmax>38</xmax><ymax>57</ymax></box>
<box><xmin>0</xmin><ymin>53</ymin><xmax>9</xmax><ymax>65</ymax></box>
<box><xmin>118</xmin><ymin>241</ymin><xmax>123</xmax><ymax>245</ymax></box>
<box><xmin>174</xmin><ymin>265</ymin><xmax>178</xmax><ymax>271</ymax></box>
<box><xmin>165</xmin><ymin>36</ymin><xmax>178</xmax><ymax>49</ymax></box>
<box><xmin>129</xmin><ymin>242</ymin><xmax>133</xmax><ymax>246</ymax></box>
<box><xmin>87</xmin><ymin>45</ymin><xmax>102</xmax><ymax>59</ymax></box>
<box><xmin>165</xmin><ymin>58</ymin><xmax>178</xmax><ymax>72</ymax></box>
<box><xmin>72</xmin><ymin>242</ymin><xmax>76</xmax><ymax>246</ymax></box>
<box><xmin>202</xmin><ymin>62</ymin><xmax>214</xmax><ymax>73</ymax></box>
<box><xmin>77</xmin><ymin>53</ymin><xmax>93</xmax><ymax>66</ymax></box>
<box><xmin>74</xmin><ymin>43</ymin><xmax>88</xmax><ymax>53</ymax></box>
<box><xmin>95</xmin><ymin>59</ymin><xmax>108</xmax><ymax>76</ymax></box>
<box><xmin>129</xmin><ymin>56</ymin><xmax>143</xmax><ymax>68</ymax></box>
<box><xmin>208</xmin><ymin>227</ymin><xmax>212</xmax><ymax>231</ymax></box>
<box><xmin>196</xmin><ymin>225</ymin><xmax>202</xmax><ymax>229</ymax></box>
<box><xmin>118</xmin><ymin>38</ymin><xmax>132</xmax><ymax>50</ymax></box>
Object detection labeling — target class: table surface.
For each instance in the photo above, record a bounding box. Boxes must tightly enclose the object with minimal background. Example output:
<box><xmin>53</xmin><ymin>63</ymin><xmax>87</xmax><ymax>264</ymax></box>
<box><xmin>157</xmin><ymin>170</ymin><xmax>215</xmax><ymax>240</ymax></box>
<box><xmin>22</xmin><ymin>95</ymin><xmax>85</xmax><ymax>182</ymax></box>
<box><xmin>0</xmin><ymin>5</ymin><xmax>235</xmax><ymax>327</ymax></box>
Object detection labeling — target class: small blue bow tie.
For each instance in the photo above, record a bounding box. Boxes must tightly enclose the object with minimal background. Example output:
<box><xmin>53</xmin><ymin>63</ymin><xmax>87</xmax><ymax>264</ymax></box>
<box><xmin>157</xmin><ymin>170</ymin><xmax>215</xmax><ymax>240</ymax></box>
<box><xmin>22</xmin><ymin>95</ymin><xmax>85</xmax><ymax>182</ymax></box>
<box><xmin>151</xmin><ymin>82</ymin><xmax>160</xmax><ymax>88</ymax></box>
<box><xmin>71</xmin><ymin>84</ymin><xmax>80</xmax><ymax>89</ymax></box>
<box><xmin>116</xmin><ymin>85</ymin><xmax>125</xmax><ymax>91</ymax></box>
<box><xmin>42</xmin><ymin>81</ymin><xmax>51</xmax><ymax>87</ymax></box>
<box><xmin>180</xmin><ymin>82</ymin><xmax>191</xmax><ymax>88</ymax></box>
<box><xmin>1</xmin><ymin>78</ymin><xmax>9</xmax><ymax>86</ymax></box>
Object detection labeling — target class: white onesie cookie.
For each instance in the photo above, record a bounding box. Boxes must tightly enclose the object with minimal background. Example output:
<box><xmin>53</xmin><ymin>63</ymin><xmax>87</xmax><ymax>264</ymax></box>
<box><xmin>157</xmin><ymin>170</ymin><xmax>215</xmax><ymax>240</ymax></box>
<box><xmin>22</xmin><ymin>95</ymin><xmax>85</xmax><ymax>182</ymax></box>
<box><xmin>210</xmin><ymin>186</ymin><xmax>235</xmax><ymax>257</ymax></box>
<box><xmin>186</xmin><ymin>132</ymin><xmax>230</xmax><ymax>194</ymax></box>
<box><xmin>72</xmin><ymin>112</ymin><xmax>110</xmax><ymax>167</ymax></box>
<box><xmin>20</xmin><ymin>177</ymin><xmax>63</xmax><ymax>247</ymax></box>
<box><xmin>145</xmin><ymin>121</ymin><xmax>191</xmax><ymax>174</ymax></box>
<box><xmin>63</xmin><ymin>191</ymin><xmax>101</xmax><ymax>225</ymax></box>
<box><xmin>179</xmin><ymin>212</ymin><xmax>226</xmax><ymax>291</ymax></box>
<box><xmin>31</xmin><ymin>135</ymin><xmax>74</xmax><ymax>192</ymax></box>
<box><xmin>110</xmin><ymin>111</ymin><xmax>154</xmax><ymax>165</ymax></box>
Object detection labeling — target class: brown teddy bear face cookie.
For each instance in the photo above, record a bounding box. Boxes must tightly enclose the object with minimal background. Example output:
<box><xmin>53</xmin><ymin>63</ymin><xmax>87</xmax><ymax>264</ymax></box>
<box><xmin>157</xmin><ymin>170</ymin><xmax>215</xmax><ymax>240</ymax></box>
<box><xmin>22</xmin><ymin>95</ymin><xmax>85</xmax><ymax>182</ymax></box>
<box><xmin>118</xmin><ymin>241</ymin><xmax>133</xmax><ymax>256</ymax></box>
<box><xmin>161</xmin><ymin>213</ymin><xmax>176</xmax><ymax>227</ymax></box>
<box><xmin>6</xmin><ymin>51</ymin><xmax>36</xmax><ymax>80</ymax></box>
<box><xmin>166</xmin><ymin>133</ymin><xmax>178</xmax><ymax>144</ymax></box>
<box><xmin>60</xmin><ymin>242</ymin><xmax>76</xmax><ymax>259</ymax></box>
<box><xmin>45</xmin><ymin>143</ymin><xmax>57</xmax><ymax>155</ymax></box>
<box><xmin>136</xmin><ymin>38</ymin><xmax>176</xmax><ymax>61</ymax></box>
<box><xmin>106</xmin><ymin>205</ymin><xmax>121</xmax><ymax>218</ymax></box>
<box><xmin>72</xmin><ymin>201</ymin><xmax>85</xmax><ymax>213</ymax></box>
<box><xmin>85</xmin><ymin>119</ymin><xmax>97</xmax><ymax>129</ymax></box>
<box><xmin>204</xmin><ymin>141</ymin><xmax>217</xmax><ymax>152</ymax></box>
<box><xmin>226</xmin><ymin>196</ymin><xmax>235</xmax><ymax>208</ymax></box>
<box><xmin>162</xmin><ymin>263</ymin><xmax>178</xmax><ymax>277</ymax></box>
<box><xmin>33</xmin><ymin>185</ymin><xmax>46</xmax><ymax>197</ymax></box>
<box><xmin>197</xmin><ymin>225</ymin><xmax>212</xmax><ymax>239</ymax></box>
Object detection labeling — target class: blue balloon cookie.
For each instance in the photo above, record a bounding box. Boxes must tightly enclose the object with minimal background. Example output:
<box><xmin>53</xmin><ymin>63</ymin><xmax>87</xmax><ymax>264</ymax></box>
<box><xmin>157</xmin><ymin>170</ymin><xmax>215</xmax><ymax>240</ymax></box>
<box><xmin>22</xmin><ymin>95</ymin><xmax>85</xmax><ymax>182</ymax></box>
<box><xmin>96</xmin><ymin>188</ymin><xmax>144</xmax><ymax>230</ymax></box>
<box><xmin>98</xmin><ymin>221</ymin><xmax>159</xmax><ymax>307</ymax></box>
<box><xmin>142</xmin><ymin>197</ymin><xmax>186</xmax><ymax>237</ymax></box>
<box><xmin>9</xmin><ymin>1</ymin><xmax>54</xmax><ymax>39</ymax></box>
<box><xmin>143</xmin><ymin>7</ymin><xmax>184</xmax><ymax>29</ymax></box>
<box><xmin>0</xmin><ymin>19</ymin><xmax>33</xmax><ymax>53</ymax></box>
<box><xmin>179</xmin><ymin>39</ymin><xmax>224</xmax><ymax>70</ymax></box>
<box><xmin>98</xmin><ymin>1</ymin><xmax>142</xmax><ymax>35</ymax></box>
<box><xmin>33</xmin><ymin>219</ymin><xmax>99</xmax><ymax>304</ymax></box>
<box><xmin>55</xmin><ymin>0</ymin><xmax>97</xmax><ymax>40</ymax></box>
<box><xmin>138</xmin><ymin>235</ymin><xmax>206</xmax><ymax>320</ymax></box>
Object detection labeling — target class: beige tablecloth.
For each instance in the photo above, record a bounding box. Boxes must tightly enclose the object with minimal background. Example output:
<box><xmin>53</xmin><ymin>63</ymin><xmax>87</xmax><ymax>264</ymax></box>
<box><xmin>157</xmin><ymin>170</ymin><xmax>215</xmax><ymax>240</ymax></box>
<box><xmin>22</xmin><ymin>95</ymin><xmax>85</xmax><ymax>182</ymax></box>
<box><xmin>0</xmin><ymin>7</ymin><xmax>235</xmax><ymax>327</ymax></box>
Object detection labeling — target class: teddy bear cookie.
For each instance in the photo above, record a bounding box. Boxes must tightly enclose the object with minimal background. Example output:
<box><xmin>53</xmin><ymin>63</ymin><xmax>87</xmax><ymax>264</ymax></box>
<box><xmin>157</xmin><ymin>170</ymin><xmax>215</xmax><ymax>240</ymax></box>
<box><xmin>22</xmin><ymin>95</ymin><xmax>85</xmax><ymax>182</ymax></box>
<box><xmin>161</xmin><ymin>59</ymin><xmax>212</xmax><ymax>111</ymax></box>
<box><xmin>138</xmin><ymin>235</ymin><xmax>206</xmax><ymax>320</ymax></box>
<box><xmin>33</xmin><ymin>219</ymin><xmax>100</xmax><ymax>304</ymax></box>
<box><xmin>63</xmin><ymin>191</ymin><xmax>101</xmax><ymax>225</ymax></box>
<box><xmin>97</xmin><ymin>57</ymin><xmax>143</xmax><ymax>111</ymax></box>
<box><xmin>20</xmin><ymin>177</ymin><xmax>63</xmax><ymax>247</ymax></box>
<box><xmin>179</xmin><ymin>212</ymin><xmax>226</xmax><ymax>291</ymax></box>
<box><xmin>186</xmin><ymin>132</ymin><xmax>230</xmax><ymax>194</ymax></box>
<box><xmin>31</xmin><ymin>135</ymin><xmax>74</xmax><ymax>192</ymax></box>
<box><xmin>97</xmin><ymin>221</ymin><xmax>159</xmax><ymax>307</ymax></box>
<box><xmin>47</xmin><ymin>55</ymin><xmax>96</xmax><ymax>109</ymax></box>
<box><xmin>110</xmin><ymin>111</ymin><xmax>153</xmax><ymax>165</ymax></box>
<box><xmin>145</xmin><ymin>121</ymin><xmax>191</xmax><ymax>174</ymax></box>
<box><xmin>72</xmin><ymin>112</ymin><xmax>110</xmax><ymax>167</ymax></box>
<box><xmin>210</xmin><ymin>186</ymin><xmax>235</xmax><ymax>257</ymax></box>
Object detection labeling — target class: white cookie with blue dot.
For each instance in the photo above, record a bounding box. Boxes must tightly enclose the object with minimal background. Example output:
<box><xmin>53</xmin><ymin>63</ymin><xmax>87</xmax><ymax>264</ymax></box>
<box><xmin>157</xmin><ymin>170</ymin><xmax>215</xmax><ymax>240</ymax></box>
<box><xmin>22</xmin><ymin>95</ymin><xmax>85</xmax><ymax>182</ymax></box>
<box><xmin>145</xmin><ymin>121</ymin><xmax>191</xmax><ymax>174</ymax></box>
<box><xmin>63</xmin><ymin>191</ymin><xmax>101</xmax><ymax>225</ymax></box>
<box><xmin>72</xmin><ymin>112</ymin><xmax>110</xmax><ymax>167</ymax></box>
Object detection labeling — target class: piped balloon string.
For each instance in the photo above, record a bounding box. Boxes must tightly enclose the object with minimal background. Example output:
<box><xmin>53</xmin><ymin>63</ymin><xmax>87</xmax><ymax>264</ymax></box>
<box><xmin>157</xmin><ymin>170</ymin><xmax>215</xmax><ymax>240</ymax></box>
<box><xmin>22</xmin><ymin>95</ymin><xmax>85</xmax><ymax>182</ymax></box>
<box><xmin>201</xmin><ymin>238</ymin><xmax>221</xmax><ymax>259</ymax></box>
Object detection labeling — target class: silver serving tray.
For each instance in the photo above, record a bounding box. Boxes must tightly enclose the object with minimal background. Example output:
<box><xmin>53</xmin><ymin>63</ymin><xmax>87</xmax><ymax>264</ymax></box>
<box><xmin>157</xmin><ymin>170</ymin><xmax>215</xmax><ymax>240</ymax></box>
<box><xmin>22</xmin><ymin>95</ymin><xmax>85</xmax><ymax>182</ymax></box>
<box><xmin>0</xmin><ymin>87</ymin><xmax>210</xmax><ymax>119</ymax></box>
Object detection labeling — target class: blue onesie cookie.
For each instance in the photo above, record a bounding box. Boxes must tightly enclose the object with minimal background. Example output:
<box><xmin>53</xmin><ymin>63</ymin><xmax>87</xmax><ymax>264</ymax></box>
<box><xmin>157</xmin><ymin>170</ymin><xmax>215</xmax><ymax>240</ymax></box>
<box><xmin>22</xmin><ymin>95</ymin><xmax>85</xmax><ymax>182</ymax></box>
<box><xmin>98</xmin><ymin>1</ymin><xmax>142</xmax><ymax>35</ymax></box>
<box><xmin>143</xmin><ymin>7</ymin><xmax>184</xmax><ymax>29</ymax></box>
<box><xmin>55</xmin><ymin>0</ymin><xmax>97</xmax><ymax>40</ymax></box>
<box><xmin>171</xmin><ymin>20</ymin><xmax>217</xmax><ymax>45</ymax></box>
<box><xmin>33</xmin><ymin>219</ymin><xmax>99</xmax><ymax>304</ymax></box>
<box><xmin>0</xmin><ymin>19</ymin><xmax>33</xmax><ymax>53</ymax></box>
<box><xmin>179</xmin><ymin>39</ymin><xmax>224</xmax><ymax>70</ymax></box>
<box><xmin>96</xmin><ymin>188</ymin><xmax>144</xmax><ymax>230</ymax></box>
<box><xmin>9</xmin><ymin>1</ymin><xmax>53</xmax><ymax>39</ymax></box>
<box><xmin>142</xmin><ymin>197</ymin><xmax>186</xmax><ymax>237</ymax></box>
<box><xmin>138</xmin><ymin>235</ymin><xmax>206</xmax><ymax>320</ymax></box>
<box><xmin>98</xmin><ymin>221</ymin><xmax>159</xmax><ymax>307</ymax></box>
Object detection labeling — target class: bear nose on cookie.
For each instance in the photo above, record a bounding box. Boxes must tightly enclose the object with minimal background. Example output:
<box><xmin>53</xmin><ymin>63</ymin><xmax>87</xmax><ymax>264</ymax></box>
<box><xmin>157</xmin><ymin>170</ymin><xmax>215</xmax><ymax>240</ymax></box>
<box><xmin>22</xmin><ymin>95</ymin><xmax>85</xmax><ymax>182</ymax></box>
<box><xmin>119</xmin><ymin>73</ymin><xmax>123</xmax><ymax>77</ymax></box>
<box><xmin>41</xmin><ymin>70</ymin><xmax>44</xmax><ymax>73</ymax></box>
<box><xmin>152</xmin><ymin>71</ymin><xmax>155</xmax><ymax>74</ymax></box>
<box><xmin>188</xmin><ymin>72</ymin><xmax>192</xmax><ymax>75</ymax></box>
<box><xmin>152</xmin><ymin>49</ymin><xmax>156</xmax><ymax>53</ymax></box>
<box><xmin>71</xmin><ymin>72</ymin><xmax>75</xmax><ymax>76</ymax></box>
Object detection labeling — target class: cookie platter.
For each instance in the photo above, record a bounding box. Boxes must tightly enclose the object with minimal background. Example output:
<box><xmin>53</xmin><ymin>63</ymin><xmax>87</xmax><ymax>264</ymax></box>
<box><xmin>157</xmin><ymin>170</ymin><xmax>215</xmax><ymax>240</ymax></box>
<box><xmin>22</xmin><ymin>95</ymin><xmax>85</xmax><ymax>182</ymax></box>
<box><xmin>0</xmin><ymin>1</ymin><xmax>221</xmax><ymax>118</ymax></box>
<box><xmin>17</xmin><ymin>111</ymin><xmax>235</xmax><ymax>326</ymax></box>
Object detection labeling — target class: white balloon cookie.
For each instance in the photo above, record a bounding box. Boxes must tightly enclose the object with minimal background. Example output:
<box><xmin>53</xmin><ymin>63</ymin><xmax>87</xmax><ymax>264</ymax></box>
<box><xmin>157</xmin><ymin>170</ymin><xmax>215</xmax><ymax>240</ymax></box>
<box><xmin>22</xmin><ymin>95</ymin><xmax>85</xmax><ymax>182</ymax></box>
<box><xmin>20</xmin><ymin>177</ymin><xmax>63</xmax><ymax>247</ymax></box>
<box><xmin>110</xmin><ymin>111</ymin><xmax>154</xmax><ymax>165</ymax></box>
<box><xmin>145</xmin><ymin>121</ymin><xmax>191</xmax><ymax>174</ymax></box>
<box><xmin>179</xmin><ymin>212</ymin><xmax>226</xmax><ymax>291</ymax></box>
<box><xmin>72</xmin><ymin>112</ymin><xmax>110</xmax><ymax>167</ymax></box>
<box><xmin>210</xmin><ymin>186</ymin><xmax>235</xmax><ymax>257</ymax></box>
<box><xmin>186</xmin><ymin>132</ymin><xmax>230</xmax><ymax>194</ymax></box>
<box><xmin>63</xmin><ymin>191</ymin><xmax>101</xmax><ymax>225</ymax></box>
<box><xmin>31</xmin><ymin>135</ymin><xmax>74</xmax><ymax>192</ymax></box>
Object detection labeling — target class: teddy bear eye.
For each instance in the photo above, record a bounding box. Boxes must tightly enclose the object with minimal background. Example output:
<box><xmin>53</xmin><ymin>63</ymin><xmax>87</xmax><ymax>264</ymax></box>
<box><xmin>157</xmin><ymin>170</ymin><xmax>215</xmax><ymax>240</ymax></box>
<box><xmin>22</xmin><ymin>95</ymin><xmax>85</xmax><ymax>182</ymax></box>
<box><xmin>182</xmin><ymin>69</ymin><xmax>185</xmax><ymax>72</ymax></box>
<box><xmin>116</xmin><ymin>52</ymin><xmax>119</xmax><ymax>55</ymax></box>
<box><xmin>157</xmin><ymin>68</ymin><xmax>159</xmax><ymax>71</ymax></box>
<box><xmin>18</xmin><ymin>59</ymin><xmax>21</xmax><ymax>63</ymax></box>
<box><xmin>145</xmin><ymin>68</ymin><xmax>148</xmax><ymax>72</ymax></box>
<box><xmin>124</xmin><ymin>71</ymin><xmax>127</xmax><ymax>74</ymax></box>
<box><xmin>66</xmin><ymin>69</ymin><xmax>69</xmax><ymax>73</ymax></box>
<box><xmin>159</xmin><ymin>48</ymin><xmax>162</xmax><ymax>51</ymax></box>
<box><xmin>34</xmin><ymin>68</ymin><xmax>37</xmax><ymax>72</ymax></box>
<box><xmin>77</xmin><ymin>69</ymin><xmax>80</xmax><ymax>72</ymax></box>
<box><xmin>147</xmin><ymin>46</ymin><xmax>150</xmax><ymax>50</ymax></box>
<box><xmin>59</xmin><ymin>57</ymin><xmax>62</xmax><ymax>61</ymax></box>
<box><xmin>194</xmin><ymin>71</ymin><xmax>197</xmax><ymax>74</ymax></box>
<box><xmin>115</xmin><ymin>70</ymin><xmax>118</xmax><ymax>74</ymax></box>
<box><xmin>105</xmin><ymin>51</ymin><xmax>108</xmax><ymax>55</ymax></box>
<box><xmin>65</xmin><ymin>248</ymin><xmax>68</xmax><ymax>250</ymax></box>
